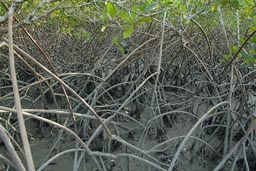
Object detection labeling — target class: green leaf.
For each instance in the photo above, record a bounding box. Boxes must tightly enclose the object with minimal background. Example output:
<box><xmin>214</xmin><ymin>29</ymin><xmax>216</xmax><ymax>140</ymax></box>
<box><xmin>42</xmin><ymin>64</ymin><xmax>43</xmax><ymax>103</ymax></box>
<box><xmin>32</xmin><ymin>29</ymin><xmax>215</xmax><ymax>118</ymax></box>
<box><xmin>249</xmin><ymin>37</ymin><xmax>256</xmax><ymax>44</ymax></box>
<box><xmin>120</xmin><ymin>39</ymin><xmax>128</xmax><ymax>47</ymax></box>
<box><xmin>248</xmin><ymin>26</ymin><xmax>256</xmax><ymax>33</ymax></box>
<box><xmin>219</xmin><ymin>59</ymin><xmax>225</xmax><ymax>63</ymax></box>
<box><xmin>243</xmin><ymin>54</ymin><xmax>255</xmax><ymax>65</ymax></box>
<box><xmin>211</xmin><ymin>4</ymin><xmax>218</xmax><ymax>12</ymax></box>
<box><xmin>249</xmin><ymin>49</ymin><xmax>255</xmax><ymax>55</ymax></box>
<box><xmin>244</xmin><ymin>57</ymin><xmax>250</xmax><ymax>64</ymax></box>
<box><xmin>120</xmin><ymin>11</ymin><xmax>132</xmax><ymax>23</ymax></box>
<box><xmin>249</xmin><ymin>56</ymin><xmax>255</xmax><ymax>64</ymax></box>
<box><xmin>144</xmin><ymin>2</ymin><xmax>158</xmax><ymax>12</ymax></box>
<box><xmin>137</xmin><ymin>16</ymin><xmax>152</xmax><ymax>23</ymax></box>
<box><xmin>123</xmin><ymin>23</ymin><xmax>134</xmax><ymax>39</ymax></box>
<box><xmin>224</xmin><ymin>54</ymin><xmax>230</xmax><ymax>61</ymax></box>
<box><xmin>231</xmin><ymin>0</ymin><xmax>240</xmax><ymax>9</ymax></box>
<box><xmin>119</xmin><ymin>47</ymin><xmax>126</xmax><ymax>55</ymax></box>
<box><xmin>239</xmin><ymin>38</ymin><xmax>245</xmax><ymax>44</ymax></box>
<box><xmin>112</xmin><ymin>37</ymin><xmax>126</xmax><ymax>55</ymax></box>
<box><xmin>231</xmin><ymin>45</ymin><xmax>238</xmax><ymax>54</ymax></box>
<box><xmin>237</xmin><ymin>53</ymin><xmax>242</xmax><ymax>58</ymax></box>
<box><xmin>106</xmin><ymin>2</ymin><xmax>117</xmax><ymax>19</ymax></box>
<box><xmin>112</xmin><ymin>37</ymin><xmax>120</xmax><ymax>46</ymax></box>
<box><xmin>220</xmin><ymin>0</ymin><xmax>230</xmax><ymax>6</ymax></box>
<box><xmin>131</xmin><ymin>6</ymin><xmax>137</xmax><ymax>20</ymax></box>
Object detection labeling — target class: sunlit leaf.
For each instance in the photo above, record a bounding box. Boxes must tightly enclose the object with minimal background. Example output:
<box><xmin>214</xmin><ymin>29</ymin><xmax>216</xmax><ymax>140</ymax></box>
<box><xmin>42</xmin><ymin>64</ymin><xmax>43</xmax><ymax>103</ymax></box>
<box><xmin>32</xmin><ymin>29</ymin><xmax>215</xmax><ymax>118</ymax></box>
<box><xmin>130</xmin><ymin>6</ymin><xmax>137</xmax><ymax>20</ymax></box>
<box><xmin>123</xmin><ymin>23</ymin><xmax>134</xmax><ymax>39</ymax></box>
<box><xmin>248</xmin><ymin>26</ymin><xmax>256</xmax><ymax>33</ymax></box>
<box><xmin>224</xmin><ymin>54</ymin><xmax>230</xmax><ymax>61</ymax></box>
<box><xmin>106</xmin><ymin>2</ymin><xmax>117</xmax><ymax>19</ymax></box>
<box><xmin>239</xmin><ymin>38</ymin><xmax>245</xmax><ymax>44</ymax></box>
<box><xmin>137</xmin><ymin>16</ymin><xmax>152</xmax><ymax>23</ymax></box>
<box><xmin>231</xmin><ymin>45</ymin><xmax>238</xmax><ymax>54</ymax></box>
<box><xmin>211</xmin><ymin>4</ymin><xmax>218</xmax><ymax>12</ymax></box>
<box><xmin>120</xmin><ymin>11</ymin><xmax>132</xmax><ymax>23</ymax></box>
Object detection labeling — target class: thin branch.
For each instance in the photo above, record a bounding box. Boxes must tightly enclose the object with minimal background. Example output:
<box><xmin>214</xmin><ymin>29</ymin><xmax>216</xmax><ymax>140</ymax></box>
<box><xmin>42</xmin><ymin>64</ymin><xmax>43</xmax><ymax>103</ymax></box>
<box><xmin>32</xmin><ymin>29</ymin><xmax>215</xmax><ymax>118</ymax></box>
<box><xmin>0</xmin><ymin>124</ymin><xmax>25</xmax><ymax>171</ymax></box>
<box><xmin>8</xmin><ymin>11</ymin><xmax>35</xmax><ymax>171</ymax></box>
